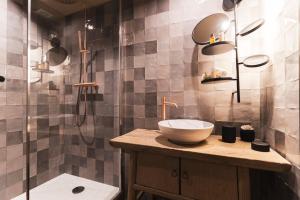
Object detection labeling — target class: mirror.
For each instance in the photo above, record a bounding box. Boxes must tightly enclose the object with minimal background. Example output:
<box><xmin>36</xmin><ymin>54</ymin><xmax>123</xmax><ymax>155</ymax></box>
<box><xmin>242</xmin><ymin>54</ymin><xmax>269</xmax><ymax>68</ymax></box>
<box><xmin>192</xmin><ymin>13</ymin><xmax>230</xmax><ymax>45</ymax></box>
<box><xmin>239</xmin><ymin>18</ymin><xmax>265</xmax><ymax>37</ymax></box>
<box><xmin>222</xmin><ymin>0</ymin><xmax>243</xmax><ymax>11</ymax></box>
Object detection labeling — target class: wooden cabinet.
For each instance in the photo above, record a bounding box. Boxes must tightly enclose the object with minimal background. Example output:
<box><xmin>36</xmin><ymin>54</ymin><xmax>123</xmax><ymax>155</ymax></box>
<box><xmin>181</xmin><ymin>158</ymin><xmax>238</xmax><ymax>200</ymax></box>
<box><xmin>134</xmin><ymin>153</ymin><xmax>239</xmax><ymax>200</ymax></box>
<box><xmin>110</xmin><ymin>129</ymin><xmax>291</xmax><ymax>200</ymax></box>
<box><xmin>136</xmin><ymin>152</ymin><xmax>179</xmax><ymax>194</ymax></box>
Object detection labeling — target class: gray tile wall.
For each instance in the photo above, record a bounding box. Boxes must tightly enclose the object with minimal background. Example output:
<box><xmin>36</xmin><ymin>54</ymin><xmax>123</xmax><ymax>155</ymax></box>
<box><xmin>0</xmin><ymin>0</ymin><xmax>121</xmax><ymax>199</ymax></box>
<box><xmin>260</xmin><ymin>0</ymin><xmax>300</xmax><ymax>197</ymax></box>
<box><xmin>27</xmin><ymin>13</ymin><xmax>66</xmax><ymax>193</ymax></box>
<box><xmin>120</xmin><ymin>0</ymin><xmax>261</xmax><ymax>136</ymax></box>
<box><xmin>62</xmin><ymin>0</ymin><xmax>120</xmax><ymax>187</ymax></box>
<box><xmin>0</xmin><ymin>1</ymin><xmax>27</xmax><ymax>199</ymax></box>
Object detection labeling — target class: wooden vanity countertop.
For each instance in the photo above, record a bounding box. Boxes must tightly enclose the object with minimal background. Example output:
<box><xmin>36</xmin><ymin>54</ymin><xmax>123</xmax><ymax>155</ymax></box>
<box><xmin>110</xmin><ymin>129</ymin><xmax>291</xmax><ymax>172</ymax></box>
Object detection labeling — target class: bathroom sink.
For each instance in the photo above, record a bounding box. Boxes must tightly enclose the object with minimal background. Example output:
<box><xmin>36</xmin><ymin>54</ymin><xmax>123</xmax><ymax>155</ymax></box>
<box><xmin>158</xmin><ymin>119</ymin><xmax>214</xmax><ymax>144</ymax></box>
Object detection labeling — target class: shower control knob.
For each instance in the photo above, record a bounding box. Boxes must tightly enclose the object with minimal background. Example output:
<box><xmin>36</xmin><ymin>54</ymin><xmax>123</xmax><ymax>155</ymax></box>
<box><xmin>0</xmin><ymin>76</ymin><xmax>5</xmax><ymax>82</ymax></box>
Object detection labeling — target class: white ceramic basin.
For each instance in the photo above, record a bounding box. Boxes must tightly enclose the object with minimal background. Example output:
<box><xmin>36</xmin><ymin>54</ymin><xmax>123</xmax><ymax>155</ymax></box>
<box><xmin>158</xmin><ymin>119</ymin><xmax>214</xmax><ymax>144</ymax></box>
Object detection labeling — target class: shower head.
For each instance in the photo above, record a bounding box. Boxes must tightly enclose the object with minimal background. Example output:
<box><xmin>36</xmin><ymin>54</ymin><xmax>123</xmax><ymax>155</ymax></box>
<box><xmin>46</xmin><ymin>37</ymin><xmax>68</xmax><ymax>66</ymax></box>
<box><xmin>54</xmin><ymin>0</ymin><xmax>79</xmax><ymax>4</ymax></box>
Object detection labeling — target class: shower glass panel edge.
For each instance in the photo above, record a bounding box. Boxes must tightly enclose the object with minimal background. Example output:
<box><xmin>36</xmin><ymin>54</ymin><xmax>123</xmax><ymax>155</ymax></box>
<box><xmin>26</xmin><ymin>0</ymin><xmax>31</xmax><ymax>199</ymax></box>
<box><xmin>25</xmin><ymin>0</ymin><xmax>122</xmax><ymax>199</ymax></box>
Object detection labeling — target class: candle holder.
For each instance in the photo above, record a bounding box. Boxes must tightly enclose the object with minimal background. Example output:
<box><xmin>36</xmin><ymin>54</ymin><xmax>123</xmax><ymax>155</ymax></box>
<box><xmin>222</xmin><ymin>126</ymin><xmax>236</xmax><ymax>143</ymax></box>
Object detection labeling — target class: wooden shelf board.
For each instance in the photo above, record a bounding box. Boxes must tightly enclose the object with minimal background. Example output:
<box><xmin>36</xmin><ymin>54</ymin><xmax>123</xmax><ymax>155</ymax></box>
<box><xmin>73</xmin><ymin>82</ymin><xmax>98</xmax><ymax>87</ymax></box>
<box><xmin>201</xmin><ymin>77</ymin><xmax>237</xmax><ymax>84</ymax></box>
<box><xmin>202</xmin><ymin>41</ymin><xmax>235</xmax><ymax>55</ymax></box>
<box><xmin>110</xmin><ymin>129</ymin><xmax>291</xmax><ymax>172</ymax></box>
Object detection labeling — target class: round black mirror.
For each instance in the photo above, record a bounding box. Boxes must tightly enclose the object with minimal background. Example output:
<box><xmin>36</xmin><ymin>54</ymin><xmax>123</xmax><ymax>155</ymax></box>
<box><xmin>192</xmin><ymin>13</ymin><xmax>230</xmax><ymax>45</ymax></box>
<box><xmin>223</xmin><ymin>0</ymin><xmax>243</xmax><ymax>11</ymax></box>
<box><xmin>242</xmin><ymin>54</ymin><xmax>269</xmax><ymax>68</ymax></box>
<box><xmin>239</xmin><ymin>18</ymin><xmax>265</xmax><ymax>37</ymax></box>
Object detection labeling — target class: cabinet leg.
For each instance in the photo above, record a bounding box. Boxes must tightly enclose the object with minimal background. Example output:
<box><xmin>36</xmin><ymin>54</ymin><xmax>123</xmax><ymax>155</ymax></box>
<box><xmin>128</xmin><ymin>152</ymin><xmax>137</xmax><ymax>200</ymax></box>
<box><xmin>238</xmin><ymin>167</ymin><xmax>251</xmax><ymax>200</ymax></box>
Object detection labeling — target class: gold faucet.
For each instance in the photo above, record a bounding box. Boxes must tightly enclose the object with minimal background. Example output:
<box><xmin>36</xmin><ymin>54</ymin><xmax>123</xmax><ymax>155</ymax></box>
<box><xmin>161</xmin><ymin>96</ymin><xmax>178</xmax><ymax>120</ymax></box>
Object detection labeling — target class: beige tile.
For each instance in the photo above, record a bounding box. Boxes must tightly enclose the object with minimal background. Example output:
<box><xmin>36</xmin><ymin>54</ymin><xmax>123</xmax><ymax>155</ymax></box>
<box><xmin>5</xmin><ymin>181</ymin><xmax>23</xmax><ymax>200</ymax></box>
<box><xmin>6</xmin><ymin>156</ymin><xmax>23</xmax><ymax>174</ymax></box>
<box><xmin>215</xmin><ymin>106</ymin><xmax>232</xmax><ymax>121</ymax></box>
<box><xmin>6</xmin><ymin>144</ymin><xmax>23</xmax><ymax>161</ymax></box>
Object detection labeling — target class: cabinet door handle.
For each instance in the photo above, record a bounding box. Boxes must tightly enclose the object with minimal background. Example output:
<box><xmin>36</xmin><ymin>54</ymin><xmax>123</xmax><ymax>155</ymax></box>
<box><xmin>182</xmin><ymin>171</ymin><xmax>189</xmax><ymax>180</ymax></box>
<box><xmin>171</xmin><ymin>169</ymin><xmax>178</xmax><ymax>177</ymax></box>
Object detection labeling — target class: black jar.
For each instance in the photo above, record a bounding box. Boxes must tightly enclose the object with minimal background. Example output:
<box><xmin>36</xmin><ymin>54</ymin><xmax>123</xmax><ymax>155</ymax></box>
<box><xmin>240</xmin><ymin>129</ymin><xmax>255</xmax><ymax>142</ymax></box>
<box><xmin>222</xmin><ymin>126</ymin><xmax>236</xmax><ymax>143</ymax></box>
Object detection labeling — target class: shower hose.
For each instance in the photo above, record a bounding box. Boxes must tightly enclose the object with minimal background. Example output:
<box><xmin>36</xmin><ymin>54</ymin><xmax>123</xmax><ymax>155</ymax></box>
<box><xmin>74</xmin><ymin>47</ymin><xmax>97</xmax><ymax>146</ymax></box>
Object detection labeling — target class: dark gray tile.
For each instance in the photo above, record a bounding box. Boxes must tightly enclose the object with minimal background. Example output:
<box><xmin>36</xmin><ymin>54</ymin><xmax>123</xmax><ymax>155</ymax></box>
<box><xmin>95</xmin><ymin>138</ymin><xmax>104</xmax><ymax>148</ymax></box>
<box><xmin>134</xmin><ymin>18</ymin><xmax>145</xmax><ymax>32</ymax></box>
<box><xmin>6</xmin><ymin>131</ymin><xmax>23</xmax><ymax>146</ymax></box>
<box><xmin>29</xmin><ymin>176</ymin><xmax>37</xmax><ymax>189</ymax></box>
<box><xmin>0</xmin><ymin>175</ymin><xmax>6</xmax><ymax>190</ymax></box>
<box><xmin>134</xmin><ymin>68</ymin><xmax>145</xmax><ymax>80</ymax></box>
<box><xmin>6</xmin><ymin>79</ymin><xmax>25</xmax><ymax>92</ymax></box>
<box><xmin>145</xmin><ymin>0</ymin><xmax>157</xmax><ymax>16</ymax></box>
<box><xmin>125</xmin><ymin>45</ymin><xmax>134</xmax><ymax>57</ymax></box>
<box><xmin>133</xmin><ymin>43</ymin><xmax>145</xmax><ymax>56</ymax></box>
<box><xmin>0</xmin><ymin>147</ymin><xmax>6</xmax><ymax>162</ymax></box>
<box><xmin>124</xmin><ymin>81</ymin><xmax>134</xmax><ymax>93</ymax></box>
<box><xmin>134</xmin><ymin>93</ymin><xmax>145</xmax><ymax>105</ymax></box>
<box><xmin>7</xmin><ymin>53</ymin><xmax>23</xmax><ymax>67</ymax></box>
<box><xmin>104</xmin><ymin>151</ymin><xmax>113</xmax><ymax>161</ymax></box>
<box><xmin>96</xmin><ymin>50</ymin><xmax>105</xmax><ymax>72</ymax></box>
<box><xmin>37</xmin><ymin>105</ymin><xmax>49</xmax><ymax>116</ymax></box>
<box><xmin>37</xmin><ymin>94</ymin><xmax>49</xmax><ymax>105</ymax></box>
<box><xmin>64</xmin><ymin>85</ymin><xmax>73</xmax><ymax>95</ymax></box>
<box><xmin>0</xmin><ymin>120</ymin><xmax>6</xmax><ymax>133</ymax></box>
<box><xmin>157</xmin><ymin>0</ymin><xmax>169</xmax><ymax>13</ymax></box>
<box><xmin>145</xmin><ymin>80</ymin><xmax>157</xmax><ymax>93</ymax></box>
<box><xmin>145</xmin><ymin>106</ymin><xmax>157</xmax><ymax>118</ymax></box>
<box><xmin>104</xmin><ymin>71</ymin><xmax>114</xmax><ymax>93</ymax></box>
<box><xmin>95</xmin><ymin>160</ymin><xmax>104</xmax><ymax>173</ymax></box>
<box><xmin>88</xmin><ymin>148</ymin><xmax>96</xmax><ymax>158</ymax></box>
<box><xmin>37</xmin><ymin>119</ymin><xmax>49</xmax><ymax>139</ymax></box>
<box><xmin>102</xmin><ymin>117</ymin><xmax>114</xmax><ymax>128</ymax></box>
<box><xmin>275</xmin><ymin>130</ymin><xmax>286</xmax><ymax>156</ymax></box>
<box><xmin>37</xmin><ymin>149</ymin><xmax>49</xmax><ymax>174</ymax></box>
<box><xmin>6</xmin><ymin>169</ymin><xmax>23</xmax><ymax>187</ymax></box>
<box><xmin>145</xmin><ymin>41</ymin><xmax>157</xmax><ymax>54</ymax></box>
<box><xmin>145</xmin><ymin>93</ymin><xmax>157</xmax><ymax>105</ymax></box>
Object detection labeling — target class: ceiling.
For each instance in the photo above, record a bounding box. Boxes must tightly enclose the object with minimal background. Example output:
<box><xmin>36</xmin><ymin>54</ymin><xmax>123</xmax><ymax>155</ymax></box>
<box><xmin>32</xmin><ymin>0</ymin><xmax>110</xmax><ymax>20</ymax></box>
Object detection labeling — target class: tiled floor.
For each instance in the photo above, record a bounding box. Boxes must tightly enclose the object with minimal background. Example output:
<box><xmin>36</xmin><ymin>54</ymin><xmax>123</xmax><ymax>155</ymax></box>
<box><xmin>12</xmin><ymin>173</ymin><xmax>119</xmax><ymax>200</ymax></box>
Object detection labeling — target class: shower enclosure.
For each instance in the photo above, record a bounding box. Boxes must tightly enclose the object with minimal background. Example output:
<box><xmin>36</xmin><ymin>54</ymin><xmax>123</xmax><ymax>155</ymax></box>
<box><xmin>8</xmin><ymin>0</ymin><xmax>122</xmax><ymax>199</ymax></box>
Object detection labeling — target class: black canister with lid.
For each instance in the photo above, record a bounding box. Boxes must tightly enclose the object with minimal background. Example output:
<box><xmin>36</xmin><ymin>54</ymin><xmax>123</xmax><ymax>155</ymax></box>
<box><xmin>222</xmin><ymin>126</ymin><xmax>236</xmax><ymax>143</ymax></box>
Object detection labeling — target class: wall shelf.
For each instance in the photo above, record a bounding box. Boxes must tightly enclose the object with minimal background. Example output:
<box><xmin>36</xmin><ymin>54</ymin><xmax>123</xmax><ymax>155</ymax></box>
<box><xmin>73</xmin><ymin>82</ymin><xmax>98</xmax><ymax>88</ymax></box>
<box><xmin>32</xmin><ymin>67</ymin><xmax>54</xmax><ymax>73</ymax></box>
<box><xmin>192</xmin><ymin>0</ymin><xmax>269</xmax><ymax>103</ymax></box>
<box><xmin>201</xmin><ymin>77</ymin><xmax>237</xmax><ymax>84</ymax></box>
<box><xmin>202</xmin><ymin>41</ymin><xmax>235</xmax><ymax>55</ymax></box>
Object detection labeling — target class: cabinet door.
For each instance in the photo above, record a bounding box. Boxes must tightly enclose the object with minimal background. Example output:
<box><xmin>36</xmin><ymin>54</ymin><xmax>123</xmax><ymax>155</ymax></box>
<box><xmin>136</xmin><ymin>152</ymin><xmax>179</xmax><ymax>194</ymax></box>
<box><xmin>181</xmin><ymin>159</ymin><xmax>238</xmax><ymax>200</ymax></box>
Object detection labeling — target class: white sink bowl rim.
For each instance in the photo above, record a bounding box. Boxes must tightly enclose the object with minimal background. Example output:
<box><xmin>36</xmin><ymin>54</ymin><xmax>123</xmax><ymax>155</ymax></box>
<box><xmin>158</xmin><ymin>119</ymin><xmax>214</xmax><ymax>144</ymax></box>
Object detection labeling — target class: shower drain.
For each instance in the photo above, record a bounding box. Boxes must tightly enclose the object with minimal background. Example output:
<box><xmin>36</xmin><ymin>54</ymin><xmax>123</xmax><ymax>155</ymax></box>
<box><xmin>72</xmin><ymin>186</ymin><xmax>85</xmax><ymax>194</ymax></box>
